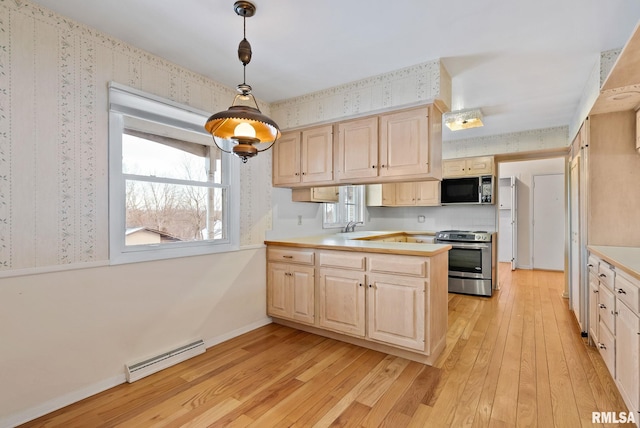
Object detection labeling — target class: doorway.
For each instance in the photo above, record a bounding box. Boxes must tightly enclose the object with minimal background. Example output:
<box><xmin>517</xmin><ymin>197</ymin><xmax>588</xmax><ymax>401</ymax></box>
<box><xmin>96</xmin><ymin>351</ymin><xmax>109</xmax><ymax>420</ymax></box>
<box><xmin>497</xmin><ymin>157</ymin><xmax>565</xmax><ymax>286</ymax></box>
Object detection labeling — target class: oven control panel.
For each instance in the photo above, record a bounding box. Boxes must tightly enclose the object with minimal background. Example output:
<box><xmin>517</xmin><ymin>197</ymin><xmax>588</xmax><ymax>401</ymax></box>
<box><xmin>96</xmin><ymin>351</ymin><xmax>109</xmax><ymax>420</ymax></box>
<box><xmin>435</xmin><ymin>231</ymin><xmax>492</xmax><ymax>242</ymax></box>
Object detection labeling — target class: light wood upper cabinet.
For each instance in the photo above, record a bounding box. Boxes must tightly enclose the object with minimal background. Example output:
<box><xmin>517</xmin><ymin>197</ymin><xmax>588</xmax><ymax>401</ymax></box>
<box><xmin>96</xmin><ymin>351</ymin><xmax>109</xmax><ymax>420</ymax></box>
<box><xmin>379</xmin><ymin>107</ymin><xmax>430</xmax><ymax>178</ymax></box>
<box><xmin>273</xmin><ymin>125</ymin><xmax>334</xmax><ymax>187</ymax></box>
<box><xmin>277</xmin><ymin>104</ymin><xmax>443</xmax><ymax>189</ymax></box>
<box><xmin>415</xmin><ymin>181</ymin><xmax>440</xmax><ymax>206</ymax></box>
<box><xmin>394</xmin><ymin>182</ymin><xmax>417</xmax><ymax>206</ymax></box>
<box><xmin>443</xmin><ymin>156</ymin><xmax>494</xmax><ymax>178</ymax></box>
<box><xmin>291</xmin><ymin>186</ymin><xmax>339</xmax><ymax>203</ymax></box>
<box><xmin>272</xmin><ymin>132</ymin><xmax>302</xmax><ymax>185</ymax></box>
<box><xmin>366</xmin><ymin>181</ymin><xmax>440</xmax><ymax>207</ymax></box>
<box><xmin>338</xmin><ymin>117</ymin><xmax>379</xmax><ymax>181</ymax></box>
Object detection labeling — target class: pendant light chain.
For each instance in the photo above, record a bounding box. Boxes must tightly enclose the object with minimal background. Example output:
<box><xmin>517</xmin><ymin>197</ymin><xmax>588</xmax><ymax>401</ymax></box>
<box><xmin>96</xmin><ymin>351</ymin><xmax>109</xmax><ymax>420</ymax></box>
<box><xmin>242</xmin><ymin>15</ymin><xmax>247</xmax><ymax>85</ymax></box>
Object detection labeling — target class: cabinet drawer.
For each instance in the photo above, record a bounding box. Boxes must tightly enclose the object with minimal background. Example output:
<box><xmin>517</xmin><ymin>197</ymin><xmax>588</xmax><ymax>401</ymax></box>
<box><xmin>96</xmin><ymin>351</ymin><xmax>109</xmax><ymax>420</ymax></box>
<box><xmin>587</xmin><ymin>255</ymin><xmax>599</xmax><ymax>274</ymax></box>
<box><xmin>319</xmin><ymin>251</ymin><xmax>366</xmax><ymax>270</ymax></box>
<box><xmin>616</xmin><ymin>271</ymin><xmax>640</xmax><ymax>314</ymax></box>
<box><xmin>599</xmin><ymin>285</ymin><xmax>616</xmax><ymax>334</ymax></box>
<box><xmin>598</xmin><ymin>263</ymin><xmax>615</xmax><ymax>291</ymax></box>
<box><xmin>268</xmin><ymin>247</ymin><xmax>315</xmax><ymax>265</ymax></box>
<box><xmin>598</xmin><ymin>320</ymin><xmax>615</xmax><ymax>376</ymax></box>
<box><xmin>369</xmin><ymin>254</ymin><xmax>429</xmax><ymax>277</ymax></box>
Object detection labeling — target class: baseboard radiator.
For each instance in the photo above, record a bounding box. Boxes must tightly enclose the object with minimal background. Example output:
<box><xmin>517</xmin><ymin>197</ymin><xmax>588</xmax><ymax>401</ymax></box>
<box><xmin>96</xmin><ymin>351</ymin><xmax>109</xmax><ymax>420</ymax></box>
<box><xmin>125</xmin><ymin>339</ymin><xmax>206</xmax><ymax>383</ymax></box>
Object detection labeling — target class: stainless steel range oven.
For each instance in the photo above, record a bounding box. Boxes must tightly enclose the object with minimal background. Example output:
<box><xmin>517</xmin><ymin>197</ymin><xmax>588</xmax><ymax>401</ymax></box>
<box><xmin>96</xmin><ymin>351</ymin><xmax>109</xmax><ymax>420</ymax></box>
<box><xmin>435</xmin><ymin>230</ymin><xmax>494</xmax><ymax>297</ymax></box>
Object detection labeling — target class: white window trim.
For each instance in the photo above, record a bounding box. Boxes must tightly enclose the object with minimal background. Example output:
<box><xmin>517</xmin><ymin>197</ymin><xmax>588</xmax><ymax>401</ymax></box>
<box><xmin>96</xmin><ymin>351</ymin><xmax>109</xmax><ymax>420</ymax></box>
<box><xmin>322</xmin><ymin>185</ymin><xmax>365</xmax><ymax>229</ymax></box>
<box><xmin>108</xmin><ymin>82</ymin><xmax>240</xmax><ymax>264</ymax></box>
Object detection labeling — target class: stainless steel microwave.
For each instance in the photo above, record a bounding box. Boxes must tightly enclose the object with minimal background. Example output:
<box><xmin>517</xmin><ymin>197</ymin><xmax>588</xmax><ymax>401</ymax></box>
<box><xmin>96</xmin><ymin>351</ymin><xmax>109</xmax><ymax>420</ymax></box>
<box><xmin>441</xmin><ymin>175</ymin><xmax>494</xmax><ymax>205</ymax></box>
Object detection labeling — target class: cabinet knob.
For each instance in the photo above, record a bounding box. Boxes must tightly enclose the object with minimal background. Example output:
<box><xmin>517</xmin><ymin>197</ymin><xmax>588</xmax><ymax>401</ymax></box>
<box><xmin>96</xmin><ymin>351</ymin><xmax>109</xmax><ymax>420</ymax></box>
<box><xmin>295</xmin><ymin>173</ymin><xmax>299</xmax><ymax>176</ymax></box>
<box><xmin>282</xmin><ymin>255</ymin><xmax>293</xmax><ymax>259</ymax></box>
<box><xmin>359</xmin><ymin>283</ymin><xmax>363</xmax><ymax>287</ymax></box>
<box><xmin>302</xmin><ymin>172</ymin><xmax>306</xmax><ymax>175</ymax></box>
<box><xmin>372</xmin><ymin>165</ymin><xmax>376</xmax><ymax>168</ymax></box>
<box><xmin>599</xmin><ymin>303</ymin><xmax>606</xmax><ymax>309</ymax></box>
<box><xmin>588</xmin><ymin>264</ymin><xmax>594</xmax><ymax>268</ymax></box>
<box><xmin>381</xmin><ymin>165</ymin><xmax>386</xmax><ymax>168</ymax></box>
<box><xmin>593</xmin><ymin>289</ymin><xmax>599</xmax><ymax>293</ymax></box>
<box><xmin>368</xmin><ymin>284</ymin><xmax>372</xmax><ymax>288</ymax></box>
<box><xmin>617</xmin><ymin>288</ymin><xmax>627</xmax><ymax>295</ymax></box>
<box><xmin>598</xmin><ymin>343</ymin><xmax>606</xmax><ymax>350</ymax></box>
<box><xmin>599</xmin><ymin>273</ymin><xmax>606</xmax><ymax>278</ymax></box>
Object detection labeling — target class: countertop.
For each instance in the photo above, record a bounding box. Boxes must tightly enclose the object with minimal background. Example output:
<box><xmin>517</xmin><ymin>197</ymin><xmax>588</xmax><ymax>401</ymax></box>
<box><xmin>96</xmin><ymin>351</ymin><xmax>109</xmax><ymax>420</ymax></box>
<box><xmin>264</xmin><ymin>230</ymin><xmax>451</xmax><ymax>257</ymax></box>
<box><xmin>588</xmin><ymin>245</ymin><xmax>640</xmax><ymax>280</ymax></box>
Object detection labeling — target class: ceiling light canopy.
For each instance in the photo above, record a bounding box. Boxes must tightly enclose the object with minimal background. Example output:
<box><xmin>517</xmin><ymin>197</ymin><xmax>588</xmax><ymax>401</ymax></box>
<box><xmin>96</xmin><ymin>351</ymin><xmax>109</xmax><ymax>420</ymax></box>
<box><xmin>204</xmin><ymin>1</ymin><xmax>281</xmax><ymax>163</ymax></box>
<box><xmin>444</xmin><ymin>108</ymin><xmax>484</xmax><ymax>131</ymax></box>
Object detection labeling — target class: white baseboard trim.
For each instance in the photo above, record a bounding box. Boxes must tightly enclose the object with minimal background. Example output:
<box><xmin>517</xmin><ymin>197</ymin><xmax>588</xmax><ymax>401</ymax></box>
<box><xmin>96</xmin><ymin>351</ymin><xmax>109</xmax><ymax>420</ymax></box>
<box><xmin>0</xmin><ymin>374</ymin><xmax>125</xmax><ymax>428</ymax></box>
<box><xmin>1</xmin><ymin>318</ymin><xmax>273</xmax><ymax>428</ymax></box>
<box><xmin>204</xmin><ymin>317</ymin><xmax>272</xmax><ymax>349</ymax></box>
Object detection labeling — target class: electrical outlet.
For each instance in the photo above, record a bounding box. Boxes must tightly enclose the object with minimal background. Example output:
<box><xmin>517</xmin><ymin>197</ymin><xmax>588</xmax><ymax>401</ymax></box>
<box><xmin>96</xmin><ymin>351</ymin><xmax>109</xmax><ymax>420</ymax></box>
<box><xmin>418</xmin><ymin>215</ymin><xmax>425</xmax><ymax>223</ymax></box>
<box><xmin>297</xmin><ymin>215</ymin><xmax>302</xmax><ymax>225</ymax></box>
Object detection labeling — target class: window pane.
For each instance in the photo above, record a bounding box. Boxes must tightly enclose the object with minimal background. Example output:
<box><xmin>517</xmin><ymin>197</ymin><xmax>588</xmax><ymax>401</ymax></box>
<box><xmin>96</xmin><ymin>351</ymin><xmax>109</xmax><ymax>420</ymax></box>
<box><xmin>324</xmin><ymin>203</ymin><xmax>338</xmax><ymax>224</ymax></box>
<box><xmin>123</xmin><ymin>134</ymin><xmax>211</xmax><ymax>182</ymax></box>
<box><xmin>125</xmin><ymin>179</ymin><xmax>225</xmax><ymax>245</ymax></box>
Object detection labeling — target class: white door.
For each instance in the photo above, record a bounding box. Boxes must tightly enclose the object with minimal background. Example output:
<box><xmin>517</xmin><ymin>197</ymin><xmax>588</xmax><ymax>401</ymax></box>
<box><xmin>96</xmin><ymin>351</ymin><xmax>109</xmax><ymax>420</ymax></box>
<box><xmin>510</xmin><ymin>177</ymin><xmax>518</xmax><ymax>271</ymax></box>
<box><xmin>532</xmin><ymin>174</ymin><xmax>564</xmax><ymax>271</ymax></box>
<box><xmin>498</xmin><ymin>176</ymin><xmax>518</xmax><ymax>270</ymax></box>
<box><xmin>569</xmin><ymin>157</ymin><xmax>582</xmax><ymax>329</ymax></box>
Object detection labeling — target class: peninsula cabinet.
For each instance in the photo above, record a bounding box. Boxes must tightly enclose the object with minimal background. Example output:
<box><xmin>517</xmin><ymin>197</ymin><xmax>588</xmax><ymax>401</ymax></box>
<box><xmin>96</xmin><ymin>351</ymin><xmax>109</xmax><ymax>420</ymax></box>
<box><xmin>265</xmin><ymin>242</ymin><xmax>449</xmax><ymax>365</ymax></box>
<box><xmin>272</xmin><ymin>125</ymin><xmax>334</xmax><ymax>187</ymax></box>
<box><xmin>266</xmin><ymin>247</ymin><xmax>315</xmax><ymax>325</ymax></box>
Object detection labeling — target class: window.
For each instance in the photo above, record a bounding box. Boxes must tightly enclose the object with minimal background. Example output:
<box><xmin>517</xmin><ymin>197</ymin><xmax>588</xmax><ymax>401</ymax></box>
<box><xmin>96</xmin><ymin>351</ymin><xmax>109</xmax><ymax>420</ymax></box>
<box><xmin>109</xmin><ymin>83</ymin><xmax>239</xmax><ymax>264</ymax></box>
<box><xmin>323</xmin><ymin>185</ymin><xmax>365</xmax><ymax>229</ymax></box>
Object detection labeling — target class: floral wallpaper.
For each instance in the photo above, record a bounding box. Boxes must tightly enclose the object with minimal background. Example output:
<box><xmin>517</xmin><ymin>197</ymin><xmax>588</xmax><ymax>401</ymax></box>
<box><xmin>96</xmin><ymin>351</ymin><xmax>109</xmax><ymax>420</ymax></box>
<box><xmin>0</xmin><ymin>0</ymin><xmax>271</xmax><ymax>272</ymax></box>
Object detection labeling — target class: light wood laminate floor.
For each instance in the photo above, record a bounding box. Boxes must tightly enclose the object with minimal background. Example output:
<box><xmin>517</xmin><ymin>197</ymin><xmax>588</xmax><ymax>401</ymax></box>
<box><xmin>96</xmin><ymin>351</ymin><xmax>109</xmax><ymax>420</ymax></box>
<box><xmin>21</xmin><ymin>264</ymin><xmax>634</xmax><ymax>427</ymax></box>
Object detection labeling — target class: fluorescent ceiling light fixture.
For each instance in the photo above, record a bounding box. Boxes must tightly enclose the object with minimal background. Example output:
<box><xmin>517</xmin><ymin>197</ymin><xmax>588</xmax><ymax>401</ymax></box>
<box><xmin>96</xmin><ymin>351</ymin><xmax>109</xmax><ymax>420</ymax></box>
<box><xmin>444</xmin><ymin>108</ymin><xmax>484</xmax><ymax>131</ymax></box>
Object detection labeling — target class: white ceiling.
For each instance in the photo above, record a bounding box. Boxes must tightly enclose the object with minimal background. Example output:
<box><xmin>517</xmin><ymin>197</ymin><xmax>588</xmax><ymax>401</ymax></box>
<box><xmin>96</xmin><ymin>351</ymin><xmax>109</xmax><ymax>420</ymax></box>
<box><xmin>30</xmin><ymin>0</ymin><xmax>640</xmax><ymax>140</ymax></box>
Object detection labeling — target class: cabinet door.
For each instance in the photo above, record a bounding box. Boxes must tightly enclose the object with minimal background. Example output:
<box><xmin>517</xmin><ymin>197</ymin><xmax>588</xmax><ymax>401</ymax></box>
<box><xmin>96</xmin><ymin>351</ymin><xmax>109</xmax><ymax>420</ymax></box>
<box><xmin>598</xmin><ymin>320</ymin><xmax>616</xmax><ymax>375</ymax></box>
<box><xmin>381</xmin><ymin>183</ymin><xmax>396</xmax><ymax>206</ymax></box>
<box><xmin>319</xmin><ymin>268</ymin><xmax>366</xmax><ymax>337</ymax></box>
<box><xmin>589</xmin><ymin>273</ymin><xmax>599</xmax><ymax>343</ymax></box>
<box><xmin>466</xmin><ymin>156</ymin><xmax>494</xmax><ymax>175</ymax></box>
<box><xmin>442</xmin><ymin>159</ymin><xmax>467</xmax><ymax>178</ymax></box>
<box><xmin>367</xmin><ymin>274</ymin><xmax>425</xmax><ymax>351</ymax></box>
<box><xmin>291</xmin><ymin>266</ymin><xmax>315</xmax><ymax>324</ymax></box>
<box><xmin>379</xmin><ymin>108</ymin><xmax>429</xmax><ymax>178</ymax></box>
<box><xmin>394</xmin><ymin>182</ymin><xmax>416</xmax><ymax>206</ymax></box>
<box><xmin>267</xmin><ymin>263</ymin><xmax>290</xmax><ymax>319</ymax></box>
<box><xmin>312</xmin><ymin>186</ymin><xmax>339</xmax><ymax>202</ymax></box>
<box><xmin>615</xmin><ymin>301</ymin><xmax>640</xmax><ymax>416</ymax></box>
<box><xmin>301</xmin><ymin>125</ymin><xmax>333</xmax><ymax>184</ymax></box>
<box><xmin>415</xmin><ymin>181</ymin><xmax>440</xmax><ymax>206</ymax></box>
<box><xmin>338</xmin><ymin>117</ymin><xmax>379</xmax><ymax>181</ymax></box>
<box><xmin>273</xmin><ymin>132</ymin><xmax>301</xmax><ymax>185</ymax></box>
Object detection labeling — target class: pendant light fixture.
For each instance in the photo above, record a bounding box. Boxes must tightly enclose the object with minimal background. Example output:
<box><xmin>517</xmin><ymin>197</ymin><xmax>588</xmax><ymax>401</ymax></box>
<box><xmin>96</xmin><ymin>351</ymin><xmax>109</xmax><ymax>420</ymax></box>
<box><xmin>204</xmin><ymin>1</ymin><xmax>281</xmax><ymax>163</ymax></box>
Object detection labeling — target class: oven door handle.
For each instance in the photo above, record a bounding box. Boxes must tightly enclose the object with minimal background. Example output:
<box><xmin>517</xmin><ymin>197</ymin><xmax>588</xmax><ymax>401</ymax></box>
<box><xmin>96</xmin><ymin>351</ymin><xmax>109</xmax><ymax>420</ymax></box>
<box><xmin>441</xmin><ymin>243</ymin><xmax>490</xmax><ymax>250</ymax></box>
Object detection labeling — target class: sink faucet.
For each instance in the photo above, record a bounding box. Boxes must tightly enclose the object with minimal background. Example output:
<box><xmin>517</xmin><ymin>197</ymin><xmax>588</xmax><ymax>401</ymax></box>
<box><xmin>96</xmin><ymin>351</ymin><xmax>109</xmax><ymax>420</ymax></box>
<box><xmin>343</xmin><ymin>221</ymin><xmax>363</xmax><ymax>233</ymax></box>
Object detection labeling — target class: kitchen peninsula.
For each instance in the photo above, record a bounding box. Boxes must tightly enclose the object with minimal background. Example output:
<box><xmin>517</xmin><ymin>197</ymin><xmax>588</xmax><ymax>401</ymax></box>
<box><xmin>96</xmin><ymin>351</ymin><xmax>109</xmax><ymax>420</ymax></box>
<box><xmin>264</xmin><ymin>231</ymin><xmax>451</xmax><ymax>365</ymax></box>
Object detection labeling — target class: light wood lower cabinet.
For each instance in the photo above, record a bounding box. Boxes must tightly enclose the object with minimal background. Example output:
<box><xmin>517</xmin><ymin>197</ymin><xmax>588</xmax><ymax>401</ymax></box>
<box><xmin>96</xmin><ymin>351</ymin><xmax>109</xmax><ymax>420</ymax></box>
<box><xmin>318</xmin><ymin>268</ymin><xmax>366</xmax><ymax>337</ymax></box>
<box><xmin>588</xmin><ymin>251</ymin><xmax>640</xmax><ymax>418</ymax></box>
<box><xmin>367</xmin><ymin>274</ymin><xmax>425</xmax><ymax>351</ymax></box>
<box><xmin>266</xmin><ymin>245</ymin><xmax>448</xmax><ymax>365</ymax></box>
<box><xmin>267</xmin><ymin>247</ymin><xmax>315</xmax><ymax>325</ymax></box>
